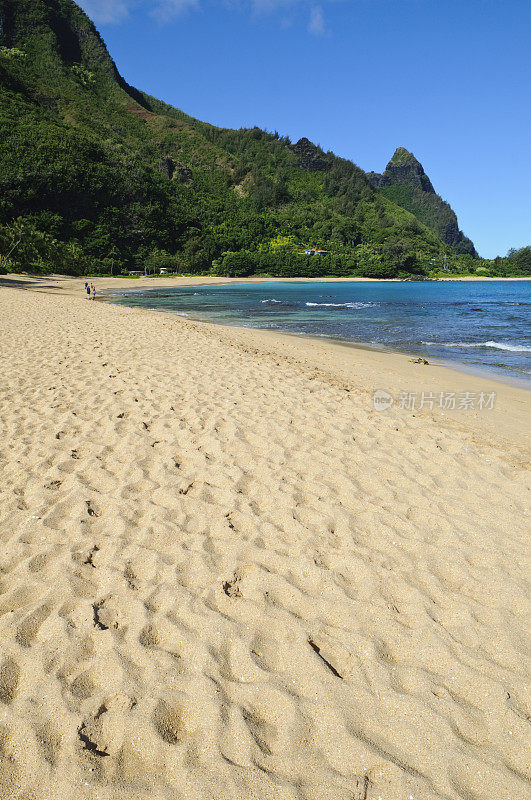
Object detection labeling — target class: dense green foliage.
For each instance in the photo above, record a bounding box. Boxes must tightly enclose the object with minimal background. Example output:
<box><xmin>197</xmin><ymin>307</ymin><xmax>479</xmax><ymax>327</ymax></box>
<box><xmin>506</xmin><ymin>246</ymin><xmax>531</xmax><ymax>275</ymax></box>
<box><xmin>427</xmin><ymin>247</ymin><xmax>531</xmax><ymax>278</ymax></box>
<box><xmin>0</xmin><ymin>0</ymin><xmax>528</xmax><ymax>278</ymax></box>
<box><xmin>378</xmin><ymin>183</ymin><xmax>474</xmax><ymax>256</ymax></box>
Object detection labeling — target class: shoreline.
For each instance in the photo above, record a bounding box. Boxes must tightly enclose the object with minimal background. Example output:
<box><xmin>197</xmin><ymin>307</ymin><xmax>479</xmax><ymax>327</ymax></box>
<box><xmin>99</xmin><ymin>278</ymin><xmax>531</xmax><ymax>393</ymax></box>
<box><xmin>2</xmin><ymin>272</ymin><xmax>530</xmax><ymax>297</ymax></box>
<box><xmin>3</xmin><ymin>271</ymin><xmax>530</xmax><ymax>398</ymax></box>
<box><xmin>103</xmin><ymin>295</ymin><xmax>531</xmax><ymax>392</ymax></box>
<box><xmin>0</xmin><ymin>281</ymin><xmax>529</xmax><ymax>799</ymax></box>
<box><xmin>120</xmin><ymin>303</ymin><xmax>530</xmax><ymax>446</ymax></box>
<box><xmin>1</xmin><ymin>272</ymin><xmax>528</xmax><ymax>450</ymax></box>
<box><xmin>4</xmin><ymin>273</ymin><xmax>528</xmax><ymax>445</ymax></box>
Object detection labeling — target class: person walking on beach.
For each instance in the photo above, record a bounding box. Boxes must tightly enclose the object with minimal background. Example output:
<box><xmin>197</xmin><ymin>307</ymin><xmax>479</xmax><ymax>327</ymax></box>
<box><xmin>91</xmin><ymin>284</ymin><xmax>96</xmax><ymax>301</ymax></box>
<box><xmin>85</xmin><ymin>281</ymin><xmax>90</xmax><ymax>298</ymax></box>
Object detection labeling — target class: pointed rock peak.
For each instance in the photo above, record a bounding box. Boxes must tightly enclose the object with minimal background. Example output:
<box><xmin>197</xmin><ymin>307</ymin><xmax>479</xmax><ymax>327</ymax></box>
<box><xmin>290</xmin><ymin>137</ymin><xmax>330</xmax><ymax>172</ymax></box>
<box><xmin>295</xmin><ymin>137</ymin><xmax>314</xmax><ymax>147</ymax></box>
<box><xmin>389</xmin><ymin>146</ymin><xmax>419</xmax><ymax>166</ymax></box>
<box><xmin>383</xmin><ymin>147</ymin><xmax>434</xmax><ymax>193</ymax></box>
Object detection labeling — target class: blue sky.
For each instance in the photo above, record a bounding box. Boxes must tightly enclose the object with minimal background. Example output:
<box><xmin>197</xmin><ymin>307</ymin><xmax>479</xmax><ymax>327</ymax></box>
<box><xmin>78</xmin><ymin>0</ymin><xmax>530</xmax><ymax>258</ymax></box>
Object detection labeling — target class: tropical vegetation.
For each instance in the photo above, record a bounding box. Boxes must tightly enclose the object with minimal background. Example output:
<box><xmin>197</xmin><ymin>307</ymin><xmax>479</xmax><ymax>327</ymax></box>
<box><xmin>0</xmin><ymin>0</ymin><xmax>528</xmax><ymax>279</ymax></box>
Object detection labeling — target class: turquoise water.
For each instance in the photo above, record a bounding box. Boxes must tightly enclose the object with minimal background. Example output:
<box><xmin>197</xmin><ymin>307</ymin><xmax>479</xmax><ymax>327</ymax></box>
<box><xmin>107</xmin><ymin>280</ymin><xmax>531</xmax><ymax>385</ymax></box>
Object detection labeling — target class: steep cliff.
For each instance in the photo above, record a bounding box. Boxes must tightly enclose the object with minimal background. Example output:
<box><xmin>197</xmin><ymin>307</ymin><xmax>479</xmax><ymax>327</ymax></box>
<box><xmin>368</xmin><ymin>147</ymin><xmax>477</xmax><ymax>256</ymax></box>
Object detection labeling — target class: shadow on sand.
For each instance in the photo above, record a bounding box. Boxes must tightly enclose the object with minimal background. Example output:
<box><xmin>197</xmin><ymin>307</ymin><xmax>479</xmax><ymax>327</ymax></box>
<box><xmin>0</xmin><ymin>275</ymin><xmax>74</xmax><ymax>292</ymax></box>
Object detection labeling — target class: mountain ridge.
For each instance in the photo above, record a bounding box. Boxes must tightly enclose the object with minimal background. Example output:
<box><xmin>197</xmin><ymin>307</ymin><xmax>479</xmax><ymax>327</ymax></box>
<box><xmin>0</xmin><ymin>0</ymin><xmax>500</xmax><ymax>277</ymax></box>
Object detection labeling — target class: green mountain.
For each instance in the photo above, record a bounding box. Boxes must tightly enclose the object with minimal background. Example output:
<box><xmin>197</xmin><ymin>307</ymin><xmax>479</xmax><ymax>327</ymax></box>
<box><xmin>367</xmin><ymin>147</ymin><xmax>477</xmax><ymax>256</ymax></box>
<box><xmin>0</xmin><ymin>0</ymin><xmax>484</xmax><ymax>277</ymax></box>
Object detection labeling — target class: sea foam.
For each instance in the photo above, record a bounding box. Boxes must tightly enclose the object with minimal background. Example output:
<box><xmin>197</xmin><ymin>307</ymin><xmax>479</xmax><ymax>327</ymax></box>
<box><xmin>305</xmin><ymin>301</ymin><xmax>375</xmax><ymax>309</ymax></box>
<box><xmin>423</xmin><ymin>341</ymin><xmax>531</xmax><ymax>353</ymax></box>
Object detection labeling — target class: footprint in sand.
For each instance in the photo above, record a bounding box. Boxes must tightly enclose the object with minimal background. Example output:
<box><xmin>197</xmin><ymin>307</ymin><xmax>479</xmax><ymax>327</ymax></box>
<box><xmin>86</xmin><ymin>500</ymin><xmax>101</xmax><ymax>517</ymax></box>
<box><xmin>0</xmin><ymin>657</ymin><xmax>21</xmax><ymax>704</ymax></box>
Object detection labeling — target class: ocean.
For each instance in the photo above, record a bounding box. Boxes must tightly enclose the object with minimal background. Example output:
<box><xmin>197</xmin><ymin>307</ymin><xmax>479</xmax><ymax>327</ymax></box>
<box><xmin>106</xmin><ymin>280</ymin><xmax>531</xmax><ymax>385</ymax></box>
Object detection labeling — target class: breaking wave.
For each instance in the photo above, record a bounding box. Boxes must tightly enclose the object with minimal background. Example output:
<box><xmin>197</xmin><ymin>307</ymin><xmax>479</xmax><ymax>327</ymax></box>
<box><xmin>423</xmin><ymin>341</ymin><xmax>531</xmax><ymax>353</ymax></box>
<box><xmin>305</xmin><ymin>301</ymin><xmax>376</xmax><ymax>309</ymax></box>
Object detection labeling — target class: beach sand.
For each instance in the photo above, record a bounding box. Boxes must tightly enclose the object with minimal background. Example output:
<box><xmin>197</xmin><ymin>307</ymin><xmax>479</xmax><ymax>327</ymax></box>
<box><xmin>0</xmin><ymin>278</ymin><xmax>529</xmax><ymax>800</ymax></box>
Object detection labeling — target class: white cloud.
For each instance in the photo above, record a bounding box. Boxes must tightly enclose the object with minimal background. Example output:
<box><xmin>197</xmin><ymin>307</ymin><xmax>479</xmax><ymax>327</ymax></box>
<box><xmin>308</xmin><ymin>4</ymin><xmax>325</xmax><ymax>35</ymax></box>
<box><xmin>78</xmin><ymin>0</ymin><xmax>131</xmax><ymax>24</ymax></box>
<box><xmin>79</xmin><ymin>0</ymin><xmax>200</xmax><ymax>23</ymax></box>
<box><xmin>152</xmin><ymin>0</ymin><xmax>201</xmax><ymax>21</ymax></box>
<box><xmin>79</xmin><ymin>0</ymin><xmax>334</xmax><ymax>32</ymax></box>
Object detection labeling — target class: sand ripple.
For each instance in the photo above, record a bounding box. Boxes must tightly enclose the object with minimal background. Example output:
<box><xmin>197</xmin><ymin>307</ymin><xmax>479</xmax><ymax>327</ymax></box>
<box><xmin>0</xmin><ymin>288</ymin><xmax>529</xmax><ymax>800</ymax></box>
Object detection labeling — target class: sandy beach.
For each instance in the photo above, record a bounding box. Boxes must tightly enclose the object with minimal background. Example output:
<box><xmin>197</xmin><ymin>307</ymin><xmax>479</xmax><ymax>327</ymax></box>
<box><xmin>3</xmin><ymin>273</ymin><xmax>530</xmax><ymax>297</ymax></box>
<box><xmin>0</xmin><ymin>277</ymin><xmax>529</xmax><ymax>800</ymax></box>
